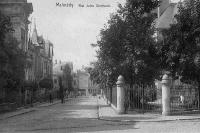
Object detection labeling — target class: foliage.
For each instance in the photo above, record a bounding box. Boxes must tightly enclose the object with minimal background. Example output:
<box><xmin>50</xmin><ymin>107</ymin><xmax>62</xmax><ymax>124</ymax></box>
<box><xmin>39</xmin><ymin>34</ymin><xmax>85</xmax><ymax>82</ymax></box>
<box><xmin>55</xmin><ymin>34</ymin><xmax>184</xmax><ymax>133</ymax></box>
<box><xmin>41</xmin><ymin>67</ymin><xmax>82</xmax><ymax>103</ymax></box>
<box><xmin>90</xmin><ymin>0</ymin><xmax>160</xmax><ymax>88</ymax></box>
<box><xmin>63</xmin><ymin>64</ymin><xmax>73</xmax><ymax>91</ymax></box>
<box><xmin>157</xmin><ymin>0</ymin><xmax>200</xmax><ymax>83</ymax></box>
<box><xmin>39</xmin><ymin>78</ymin><xmax>53</xmax><ymax>89</ymax></box>
<box><xmin>0</xmin><ymin>12</ymin><xmax>26</xmax><ymax>92</ymax></box>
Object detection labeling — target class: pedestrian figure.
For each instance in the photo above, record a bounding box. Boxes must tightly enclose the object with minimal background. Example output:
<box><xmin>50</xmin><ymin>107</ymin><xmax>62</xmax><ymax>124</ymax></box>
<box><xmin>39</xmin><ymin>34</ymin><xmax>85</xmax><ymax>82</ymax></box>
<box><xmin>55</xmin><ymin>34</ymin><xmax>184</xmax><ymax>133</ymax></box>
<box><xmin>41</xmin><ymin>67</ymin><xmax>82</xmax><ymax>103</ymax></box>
<box><xmin>49</xmin><ymin>93</ymin><xmax>53</xmax><ymax>103</ymax></box>
<box><xmin>58</xmin><ymin>77</ymin><xmax>65</xmax><ymax>104</ymax></box>
<box><xmin>60</xmin><ymin>91</ymin><xmax>65</xmax><ymax>104</ymax></box>
<box><xmin>180</xmin><ymin>95</ymin><xmax>184</xmax><ymax>104</ymax></box>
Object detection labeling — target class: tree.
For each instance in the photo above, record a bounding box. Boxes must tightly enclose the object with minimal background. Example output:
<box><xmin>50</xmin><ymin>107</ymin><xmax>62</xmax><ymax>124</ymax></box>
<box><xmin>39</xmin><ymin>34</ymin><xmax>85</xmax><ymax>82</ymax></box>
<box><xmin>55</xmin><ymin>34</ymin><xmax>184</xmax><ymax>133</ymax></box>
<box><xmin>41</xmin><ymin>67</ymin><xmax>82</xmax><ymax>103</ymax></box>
<box><xmin>91</xmin><ymin>0</ymin><xmax>160</xmax><ymax>89</ymax></box>
<box><xmin>39</xmin><ymin>78</ymin><xmax>53</xmax><ymax>89</ymax></box>
<box><xmin>0</xmin><ymin>12</ymin><xmax>12</xmax><ymax>90</ymax></box>
<box><xmin>156</xmin><ymin>0</ymin><xmax>200</xmax><ymax>104</ymax></box>
<box><xmin>121</xmin><ymin>0</ymin><xmax>160</xmax><ymax>85</ymax></box>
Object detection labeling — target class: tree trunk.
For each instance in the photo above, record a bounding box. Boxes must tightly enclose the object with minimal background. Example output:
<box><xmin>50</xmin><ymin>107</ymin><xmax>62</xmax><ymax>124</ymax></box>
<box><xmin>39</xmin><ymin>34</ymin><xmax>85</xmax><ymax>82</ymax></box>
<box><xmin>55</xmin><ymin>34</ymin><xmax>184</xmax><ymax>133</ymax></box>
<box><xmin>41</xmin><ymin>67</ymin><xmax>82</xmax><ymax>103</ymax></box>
<box><xmin>198</xmin><ymin>82</ymin><xmax>200</xmax><ymax>109</ymax></box>
<box><xmin>110</xmin><ymin>86</ymin><xmax>112</xmax><ymax>104</ymax></box>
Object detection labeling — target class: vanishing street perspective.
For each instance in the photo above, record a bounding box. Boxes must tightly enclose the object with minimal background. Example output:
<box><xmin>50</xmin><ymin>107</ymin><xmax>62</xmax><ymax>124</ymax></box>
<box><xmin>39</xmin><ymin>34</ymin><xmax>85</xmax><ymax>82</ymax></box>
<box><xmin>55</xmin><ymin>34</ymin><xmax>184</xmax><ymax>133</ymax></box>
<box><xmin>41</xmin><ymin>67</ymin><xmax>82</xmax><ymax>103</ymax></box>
<box><xmin>1</xmin><ymin>0</ymin><xmax>200</xmax><ymax>133</ymax></box>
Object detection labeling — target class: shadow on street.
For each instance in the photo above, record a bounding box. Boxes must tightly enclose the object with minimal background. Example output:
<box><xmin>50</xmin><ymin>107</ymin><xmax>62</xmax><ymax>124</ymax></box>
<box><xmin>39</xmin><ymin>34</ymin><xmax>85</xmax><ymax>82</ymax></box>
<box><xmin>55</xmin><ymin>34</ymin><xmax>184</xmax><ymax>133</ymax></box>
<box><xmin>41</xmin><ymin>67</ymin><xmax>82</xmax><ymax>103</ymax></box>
<box><xmin>0</xmin><ymin>97</ymin><xmax>137</xmax><ymax>133</ymax></box>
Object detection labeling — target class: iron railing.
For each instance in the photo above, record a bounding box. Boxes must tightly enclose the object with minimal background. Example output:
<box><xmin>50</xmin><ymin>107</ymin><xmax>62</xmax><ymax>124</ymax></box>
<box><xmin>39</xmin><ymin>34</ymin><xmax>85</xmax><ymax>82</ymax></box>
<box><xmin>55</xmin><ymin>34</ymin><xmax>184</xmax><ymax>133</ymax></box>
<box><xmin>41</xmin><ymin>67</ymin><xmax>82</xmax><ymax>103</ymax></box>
<box><xmin>170</xmin><ymin>82</ymin><xmax>199</xmax><ymax>113</ymax></box>
<box><xmin>126</xmin><ymin>84</ymin><xmax>162</xmax><ymax>113</ymax></box>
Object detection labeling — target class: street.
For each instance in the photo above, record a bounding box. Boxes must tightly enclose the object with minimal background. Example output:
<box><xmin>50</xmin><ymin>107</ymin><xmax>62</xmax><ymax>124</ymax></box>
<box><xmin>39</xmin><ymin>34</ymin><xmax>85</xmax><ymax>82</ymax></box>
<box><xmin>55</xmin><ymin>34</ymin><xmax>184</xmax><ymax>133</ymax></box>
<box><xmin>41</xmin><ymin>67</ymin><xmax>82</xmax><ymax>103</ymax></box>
<box><xmin>0</xmin><ymin>97</ymin><xmax>200</xmax><ymax>133</ymax></box>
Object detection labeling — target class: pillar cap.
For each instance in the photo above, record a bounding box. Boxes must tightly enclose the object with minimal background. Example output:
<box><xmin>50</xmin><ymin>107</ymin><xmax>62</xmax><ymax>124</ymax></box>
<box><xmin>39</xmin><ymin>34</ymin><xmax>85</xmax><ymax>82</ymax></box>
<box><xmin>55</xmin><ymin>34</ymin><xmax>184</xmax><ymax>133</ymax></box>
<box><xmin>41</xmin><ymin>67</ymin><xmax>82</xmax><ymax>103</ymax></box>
<box><xmin>116</xmin><ymin>75</ymin><xmax>124</xmax><ymax>85</ymax></box>
<box><xmin>161</xmin><ymin>74</ymin><xmax>172</xmax><ymax>84</ymax></box>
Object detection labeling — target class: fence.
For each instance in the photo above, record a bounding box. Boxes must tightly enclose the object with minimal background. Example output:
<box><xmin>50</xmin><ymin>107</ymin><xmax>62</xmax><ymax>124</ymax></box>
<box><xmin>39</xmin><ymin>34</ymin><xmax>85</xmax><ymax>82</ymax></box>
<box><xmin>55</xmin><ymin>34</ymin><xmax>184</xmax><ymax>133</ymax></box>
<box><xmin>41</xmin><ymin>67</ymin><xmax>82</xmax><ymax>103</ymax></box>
<box><xmin>126</xmin><ymin>84</ymin><xmax>162</xmax><ymax>113</ymax></box>
<box><xmin>105</xmin><ymin>79</ymin><xmax>200</xmax><ymax>114</ymax></box>
<box><xmin>170</xmin><ymin>82</ymin><xmax>199</xmax><ymax>113</ymax></box>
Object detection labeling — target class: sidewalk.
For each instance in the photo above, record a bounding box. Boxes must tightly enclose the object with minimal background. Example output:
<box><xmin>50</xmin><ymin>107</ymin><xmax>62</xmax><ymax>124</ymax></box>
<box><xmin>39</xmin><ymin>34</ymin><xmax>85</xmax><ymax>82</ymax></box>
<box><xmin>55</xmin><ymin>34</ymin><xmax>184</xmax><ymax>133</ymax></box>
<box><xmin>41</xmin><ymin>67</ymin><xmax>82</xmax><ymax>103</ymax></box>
<box><xmin>98</xmin><ymin>98</ymin><xmax>200</xmax><ymax>122</ymax></box>
<box><xmin>0</xmin><ymin>98</ymin><xmax>71</xmax><ymax>120</ymax></box>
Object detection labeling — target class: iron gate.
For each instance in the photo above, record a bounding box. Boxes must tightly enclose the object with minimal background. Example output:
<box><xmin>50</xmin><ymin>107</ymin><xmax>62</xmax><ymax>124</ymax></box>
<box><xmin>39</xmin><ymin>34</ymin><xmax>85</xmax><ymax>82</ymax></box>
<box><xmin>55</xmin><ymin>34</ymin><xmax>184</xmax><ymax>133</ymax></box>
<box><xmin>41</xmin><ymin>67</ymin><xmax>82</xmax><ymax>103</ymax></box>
<box><xmin>126</xmin><ymin>84</ymin><xmax>162</xmax><ymax>113</ymax></box>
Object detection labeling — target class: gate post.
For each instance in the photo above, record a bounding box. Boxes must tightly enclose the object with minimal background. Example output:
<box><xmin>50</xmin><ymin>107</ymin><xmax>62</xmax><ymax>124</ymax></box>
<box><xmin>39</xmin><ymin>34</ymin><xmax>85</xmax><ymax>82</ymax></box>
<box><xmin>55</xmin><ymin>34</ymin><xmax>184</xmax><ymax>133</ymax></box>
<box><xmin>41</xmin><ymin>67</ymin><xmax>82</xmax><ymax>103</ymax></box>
<box><xmin>161</xmin><ymin>74</ymin><xmax>172</xmax><ymax>116</ymax></box>
<box><xmin>116</xmin><ymin>75</ymin><xmax>125</xmax><ymax>114</ymax></box>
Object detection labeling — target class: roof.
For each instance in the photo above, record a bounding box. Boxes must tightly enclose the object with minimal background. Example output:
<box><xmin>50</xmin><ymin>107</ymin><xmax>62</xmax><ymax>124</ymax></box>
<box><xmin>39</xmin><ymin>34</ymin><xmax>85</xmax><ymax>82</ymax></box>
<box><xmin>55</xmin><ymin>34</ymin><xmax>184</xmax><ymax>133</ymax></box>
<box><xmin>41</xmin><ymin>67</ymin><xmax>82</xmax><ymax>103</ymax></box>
<box><xmin>37</xmin><ymin>35</ymin><xmax>45</xmax><ymax>45</ymax></box>
<box><xmin>53</xmin><ymin>62</ymin><xmax>73</xmax><ymax>75</ymax></box>
<box><xmin>156</xmin><ymin>3</ymin><xmax>178</xmax><ymax>29</ymax></box>
<box><xmin>31</xmin><ymin>28</ymin><xmax>39</xmax><ymax>46</ymax></box>
<box><xmin>53</xmin><ymin>63</ymin><xmax>65</xmax><ymax>76</ymax></box>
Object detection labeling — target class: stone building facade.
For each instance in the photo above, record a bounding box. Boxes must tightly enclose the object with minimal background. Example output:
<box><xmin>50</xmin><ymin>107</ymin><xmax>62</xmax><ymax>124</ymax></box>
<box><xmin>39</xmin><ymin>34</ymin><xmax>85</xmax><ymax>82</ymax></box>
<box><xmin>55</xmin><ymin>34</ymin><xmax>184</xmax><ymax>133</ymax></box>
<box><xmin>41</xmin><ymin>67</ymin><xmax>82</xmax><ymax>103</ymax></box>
<box><xmin>0</xmin><ymin>0</ymin><xmax>33</xmax><ymax>105</ymax></box>
<box><xmin>0</xmin><ymin>0</ymin><xmax>33</xmax><ymax>51</ymax></box>
<box><xmin>28</xmin><ymin>22</ymin><xmax>54</xmax><ymax>103</ymax></box>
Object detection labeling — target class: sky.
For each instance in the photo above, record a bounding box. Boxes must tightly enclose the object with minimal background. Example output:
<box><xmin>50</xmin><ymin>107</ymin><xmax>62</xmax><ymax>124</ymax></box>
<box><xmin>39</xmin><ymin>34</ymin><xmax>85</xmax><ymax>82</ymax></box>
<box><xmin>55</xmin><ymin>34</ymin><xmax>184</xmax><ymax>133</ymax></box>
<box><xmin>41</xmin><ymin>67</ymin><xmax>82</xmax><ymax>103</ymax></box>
<box><xmin>27</xmin><ymin>0</ymin><xmax>125</xmax><ymax>70</ymax></box>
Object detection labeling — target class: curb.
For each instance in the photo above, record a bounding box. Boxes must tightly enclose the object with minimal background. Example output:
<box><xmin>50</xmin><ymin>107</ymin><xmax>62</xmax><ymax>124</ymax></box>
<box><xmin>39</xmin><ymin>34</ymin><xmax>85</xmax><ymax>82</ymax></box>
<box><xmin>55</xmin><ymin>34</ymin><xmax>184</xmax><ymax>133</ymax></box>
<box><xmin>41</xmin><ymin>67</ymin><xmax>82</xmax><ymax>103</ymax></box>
<box><xmin>38</xmin><ymin>98</ymin><xmax>73</xmax><ymax>107</ymax></box>
<box><xmin>98</xmin><ymin>116</ymin><xmax>200</xmax><ymax>123</ymax></box>
<box><xmin>97</xmin><ymin>99</ymin><xmax>200</xmax><ymax>123</ymax></box>
<box><xmin>0</xmin><ymin>98</ymin><xmax>73</xmax><ymax>120</ymax></box>
<box><xmin>37</xmin><ymin>100</ymin><xmax>61</xmax><ymax>108</ymax></box>
<box><xmin>0</xmin><ymin>110</ymin><xmax>36</xmax><ymax>120</ymax></box>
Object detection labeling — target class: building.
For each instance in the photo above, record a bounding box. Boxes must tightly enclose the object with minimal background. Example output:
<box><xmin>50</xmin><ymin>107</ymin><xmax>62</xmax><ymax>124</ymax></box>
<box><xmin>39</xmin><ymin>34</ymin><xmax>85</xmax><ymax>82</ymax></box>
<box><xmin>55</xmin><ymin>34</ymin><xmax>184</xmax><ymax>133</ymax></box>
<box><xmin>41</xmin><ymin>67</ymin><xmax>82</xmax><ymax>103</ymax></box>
<box><xmin>77</xmin><ymin>70</ymin><xmax>90</xmax><ymax>96</ymax></box>
<box><xmin>0</xmin><ymin>0</ymin><xmax>54</xmax><ymax>105</ymax></box>
<box><xmin>0</xmin><ymin>0</ymin><xmax>33</xmax><ymax>105</ymax></box>
<box><xmin>0</xmin><ymin>0</ymin><xmax>33</xmax><ymax>51</ymax></box>
<box><xmin>52</xmin><ymin>62</ymin><xmax>64</xmax><ymax>98</ymax></box>
<box><xmin>76</xmin><ymin>70</ymin><xmax>100</xmax><ymax>96</ymax></box>
<box><xmin>27</xmin><ymin>21</ymin><xmax>54</xmax><ymax>103</ymax></box>
<box><xmin>72</xmin><ymin>72</ymin><xmax>79</xmax><ymax>94</ymax></box>
<box><xmin>156</xmin><ymin>0</ymin><xmax>179</xmax><ymax>30</ymax></box>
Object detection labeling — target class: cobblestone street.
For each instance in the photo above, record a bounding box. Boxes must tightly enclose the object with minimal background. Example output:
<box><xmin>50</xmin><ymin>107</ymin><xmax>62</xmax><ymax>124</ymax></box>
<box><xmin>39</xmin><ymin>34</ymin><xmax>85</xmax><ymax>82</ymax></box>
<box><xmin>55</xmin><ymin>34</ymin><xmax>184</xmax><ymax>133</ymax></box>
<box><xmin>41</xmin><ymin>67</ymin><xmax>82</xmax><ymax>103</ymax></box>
<box><xmin>0</xmin><ymin>97</ymin><xmax>200</xmax><ymax>133</ymax></box>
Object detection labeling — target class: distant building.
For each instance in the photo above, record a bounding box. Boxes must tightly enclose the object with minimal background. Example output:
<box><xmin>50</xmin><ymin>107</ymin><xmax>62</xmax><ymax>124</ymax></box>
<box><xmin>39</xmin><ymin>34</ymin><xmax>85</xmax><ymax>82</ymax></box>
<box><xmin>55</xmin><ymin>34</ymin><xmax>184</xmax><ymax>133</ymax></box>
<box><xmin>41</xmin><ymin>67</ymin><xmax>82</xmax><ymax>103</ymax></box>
<box><xmin>88</xmin><ymin>80</ymin><xmax>100</xmax><ymax>95</ymax></box>
<box><xmin>77</xmin><ymin>70</ymin><xmax>90</xmax><ymax>96</ymax></box>
<box><xmin>53</xmin><ymin>61</ymin><xmax>74</xmax><ymax>96</ymax></box>
<box><xmin>72</xmin><ymin>72</ymin><xmax>79</xmax><ymax>93</ymax></box>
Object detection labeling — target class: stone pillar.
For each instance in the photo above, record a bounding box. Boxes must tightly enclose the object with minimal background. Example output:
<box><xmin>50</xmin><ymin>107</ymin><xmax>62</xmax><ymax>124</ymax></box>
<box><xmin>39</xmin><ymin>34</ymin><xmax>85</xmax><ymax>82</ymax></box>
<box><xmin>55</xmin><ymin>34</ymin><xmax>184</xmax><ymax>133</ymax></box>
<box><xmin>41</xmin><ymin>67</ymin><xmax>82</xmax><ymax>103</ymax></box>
<box><xmin>116</xmin><ymin>75</ymin><xmax>125</xmax><ymax>114</ymax></box>
<box><xmin>161</xmin><ymin>74</ymin><xmax>172</xmax><ymax>116</ymax></box>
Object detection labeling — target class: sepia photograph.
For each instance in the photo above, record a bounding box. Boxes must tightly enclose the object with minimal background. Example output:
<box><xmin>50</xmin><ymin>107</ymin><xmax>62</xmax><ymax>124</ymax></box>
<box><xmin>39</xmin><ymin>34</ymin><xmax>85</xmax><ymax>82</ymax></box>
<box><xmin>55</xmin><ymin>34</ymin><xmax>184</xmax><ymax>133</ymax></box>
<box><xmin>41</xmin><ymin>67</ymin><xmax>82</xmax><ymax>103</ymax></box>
<box><xmin>0</xmin><ymin>0</ymin><xmax>200</xmax><ymax>132</ymax></box>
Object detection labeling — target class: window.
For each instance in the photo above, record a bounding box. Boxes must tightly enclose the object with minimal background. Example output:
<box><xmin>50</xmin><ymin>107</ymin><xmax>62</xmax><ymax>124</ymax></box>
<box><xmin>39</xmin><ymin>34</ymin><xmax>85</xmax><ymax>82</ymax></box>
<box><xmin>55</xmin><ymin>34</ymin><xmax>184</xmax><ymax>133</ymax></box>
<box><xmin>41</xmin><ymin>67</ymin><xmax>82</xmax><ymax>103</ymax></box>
<box><xmin>21</xmin><ymin>28</ymin><xmax>26</xmax><ymax>50</ymax></box>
